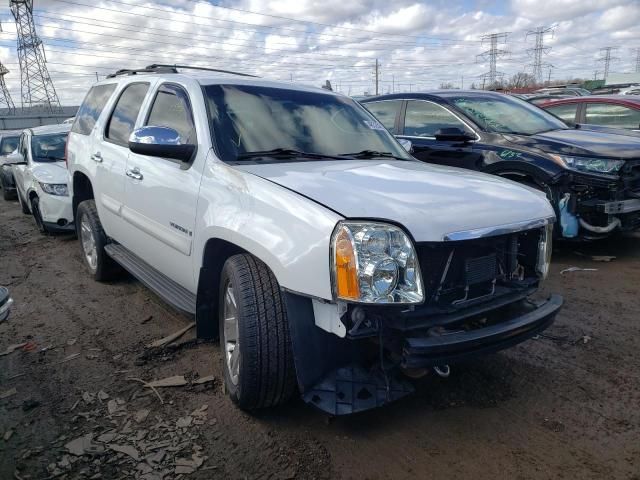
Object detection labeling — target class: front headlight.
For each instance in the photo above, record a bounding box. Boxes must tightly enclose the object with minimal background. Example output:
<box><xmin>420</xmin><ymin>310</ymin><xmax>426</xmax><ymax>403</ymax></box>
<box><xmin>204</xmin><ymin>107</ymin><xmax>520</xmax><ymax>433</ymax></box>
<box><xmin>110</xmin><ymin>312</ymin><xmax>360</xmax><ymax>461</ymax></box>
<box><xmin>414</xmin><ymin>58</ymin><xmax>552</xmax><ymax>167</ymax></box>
<box><xmin>536</xmin><ymin>223</ymin><xmax>553</xmax><ymax>280</ymax></box>
<box><xmin>549</xmin><ymin>154</ymin><xmax>624</xmax><ymax>174</ymax></box>
<box><xmin>39</xmin><ymin>182</ymin><xmax>68</xmax><ymax>196</ymax></box>
<box><xmin>331</xmin><ymin>221</ymin><xmax>424</xmax><ymax>304</ymax></box>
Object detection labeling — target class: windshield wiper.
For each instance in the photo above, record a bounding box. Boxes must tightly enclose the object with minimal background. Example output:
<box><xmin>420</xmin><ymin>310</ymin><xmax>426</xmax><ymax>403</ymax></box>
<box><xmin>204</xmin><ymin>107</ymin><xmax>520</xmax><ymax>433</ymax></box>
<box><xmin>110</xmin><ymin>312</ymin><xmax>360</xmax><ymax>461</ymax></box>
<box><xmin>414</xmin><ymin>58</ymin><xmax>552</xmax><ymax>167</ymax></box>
<box><xmin>338</xmin><ymin>150</ymin><xmax>407</xmax><ymax>160</ymax></box>
<box><xmin>236</xmin><ymin>148</ymin><xmax>340</xmax><ymax>161</ymax></box>
<box><xmin>38</xmin><ymin>156</ymin><xmax>65</xmax><ymax>161</ymax></box>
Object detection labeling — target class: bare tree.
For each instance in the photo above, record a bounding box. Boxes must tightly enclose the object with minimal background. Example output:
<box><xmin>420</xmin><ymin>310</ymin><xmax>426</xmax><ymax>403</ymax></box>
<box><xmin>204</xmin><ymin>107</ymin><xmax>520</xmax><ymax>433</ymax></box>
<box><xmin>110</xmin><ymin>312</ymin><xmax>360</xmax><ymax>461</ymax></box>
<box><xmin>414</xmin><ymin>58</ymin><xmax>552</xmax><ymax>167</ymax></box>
<box><xmin>439</xmin><ymin>82</ymin><xmax>455</xmax><ymax>89</ymax></box>
<box><xmin>508</xmin><ymin>72</ymin><xmax>537</xmax><ymax>88</ymax></box>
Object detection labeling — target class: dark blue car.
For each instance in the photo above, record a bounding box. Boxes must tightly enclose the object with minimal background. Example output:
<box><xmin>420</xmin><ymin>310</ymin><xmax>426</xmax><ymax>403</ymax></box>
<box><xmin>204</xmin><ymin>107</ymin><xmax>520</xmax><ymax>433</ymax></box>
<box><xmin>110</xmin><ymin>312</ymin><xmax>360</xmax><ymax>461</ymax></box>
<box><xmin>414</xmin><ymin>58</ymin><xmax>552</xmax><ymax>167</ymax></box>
<box><xmin>361</xmin><ymin>91</ymin><xmax>640</xmax><ymax>240</ymax></box>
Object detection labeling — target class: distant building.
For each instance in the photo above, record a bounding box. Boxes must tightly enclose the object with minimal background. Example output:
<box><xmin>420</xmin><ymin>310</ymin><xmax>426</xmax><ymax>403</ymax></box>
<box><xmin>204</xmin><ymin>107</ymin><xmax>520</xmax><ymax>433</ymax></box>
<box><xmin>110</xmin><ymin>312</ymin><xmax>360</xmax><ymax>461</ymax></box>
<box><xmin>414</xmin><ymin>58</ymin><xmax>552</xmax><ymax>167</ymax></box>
<box><xmin>605</xmin><ymin>73</ymin><xmax>640</xmax><ymax>86</ymax></box>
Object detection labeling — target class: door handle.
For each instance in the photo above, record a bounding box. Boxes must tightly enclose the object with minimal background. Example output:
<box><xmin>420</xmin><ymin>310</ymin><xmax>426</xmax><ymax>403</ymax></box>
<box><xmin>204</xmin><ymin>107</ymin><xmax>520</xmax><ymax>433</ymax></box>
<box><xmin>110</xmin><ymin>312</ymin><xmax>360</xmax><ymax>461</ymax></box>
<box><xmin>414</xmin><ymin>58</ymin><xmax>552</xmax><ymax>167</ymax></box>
<box><xmin>91</xmin><ymin>152</ymin><xmax>103</xmax><ymax>163</ymax></box>
<box><xmin>125</xmin><ymin>167</ymin><xmax>143</xmax><ymax>181</ymax></box>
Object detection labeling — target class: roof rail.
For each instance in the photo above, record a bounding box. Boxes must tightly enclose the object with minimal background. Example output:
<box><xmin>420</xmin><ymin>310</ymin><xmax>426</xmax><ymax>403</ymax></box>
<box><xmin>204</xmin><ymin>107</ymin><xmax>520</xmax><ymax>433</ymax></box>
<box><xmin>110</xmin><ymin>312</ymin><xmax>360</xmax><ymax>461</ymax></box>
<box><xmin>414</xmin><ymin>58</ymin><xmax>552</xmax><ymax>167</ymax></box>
<box><xmin>146</xmin><ymin>64</ymin><xmax>258</xmax><ymax>78</ymax></box>
<box><xmin>106</xmin><ymin>66</ymin><xmax>177</xmax><ymax>78</ymax></box>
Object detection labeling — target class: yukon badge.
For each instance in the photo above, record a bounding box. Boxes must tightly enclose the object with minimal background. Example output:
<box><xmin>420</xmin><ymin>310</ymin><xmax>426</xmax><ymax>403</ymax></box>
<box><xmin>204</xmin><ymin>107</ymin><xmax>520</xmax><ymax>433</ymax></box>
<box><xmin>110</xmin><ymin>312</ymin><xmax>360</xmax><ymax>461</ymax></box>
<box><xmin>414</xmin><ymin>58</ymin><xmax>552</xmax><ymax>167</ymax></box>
<box><xmin>170</xmin><ymin>221</ymin><xmax>192</xmax><ymax>236</ymax></box>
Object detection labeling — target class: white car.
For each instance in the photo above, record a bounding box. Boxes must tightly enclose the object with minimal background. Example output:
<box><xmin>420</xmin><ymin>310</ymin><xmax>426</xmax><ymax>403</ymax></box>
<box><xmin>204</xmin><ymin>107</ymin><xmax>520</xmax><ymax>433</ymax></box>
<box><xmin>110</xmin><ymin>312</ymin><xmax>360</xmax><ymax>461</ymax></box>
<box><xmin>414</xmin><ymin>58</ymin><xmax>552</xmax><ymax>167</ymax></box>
<box><xmin>67</xmin><ymin>65</ymin><xmax>562</xmax><ymax>415</ymax></box>
<box><xmin>0</xmin><ymin>130</ymin><xmax>23</xmax><ymax>200</ymax></box>
<box><xmin>12</xmin><ymin>124</ymin><xmax>74</xmax><ymax>234</ymax></box>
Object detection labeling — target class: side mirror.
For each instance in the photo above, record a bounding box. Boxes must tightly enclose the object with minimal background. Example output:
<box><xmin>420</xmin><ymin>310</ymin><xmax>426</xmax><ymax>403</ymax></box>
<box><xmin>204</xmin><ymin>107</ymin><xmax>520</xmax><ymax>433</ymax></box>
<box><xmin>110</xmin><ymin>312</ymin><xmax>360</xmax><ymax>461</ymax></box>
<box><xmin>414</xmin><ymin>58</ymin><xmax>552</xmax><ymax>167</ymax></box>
<box><xmin>129</xmin><ymin>126</ymin><xmax>196</xmax><ymax>163</ymax></box>
<box><xmin>397</xmin><ymin>138</ymin><xmax>413</xmax><ymax>152</ymax></box>
<box><xmin>434</xmin><ymin>127</ymin><xmax>475</xmax><ymax>142</ymax></box>
<box><xmin>0</xmin><ymin>287</ymin><xmax>13</xmax><ymax>323</ymax></box>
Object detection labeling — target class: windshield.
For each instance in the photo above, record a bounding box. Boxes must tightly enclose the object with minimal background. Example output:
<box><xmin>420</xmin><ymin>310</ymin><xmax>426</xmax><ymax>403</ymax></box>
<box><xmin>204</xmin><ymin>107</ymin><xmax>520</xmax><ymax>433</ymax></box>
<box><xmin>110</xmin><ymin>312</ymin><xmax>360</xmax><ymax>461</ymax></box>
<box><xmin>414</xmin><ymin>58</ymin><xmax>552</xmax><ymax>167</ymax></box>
<box><xmin>450</xmin><ymin>95</ymin><xmax>568</xmax><ymax>135</ymax></box>
<box><xmin>203</xmin><ymin>84</ymin><xmax>411</xmax><ymax>162</ymax></box>
<box><xmin>31</xmin><ymin>133</ymin><xmax>68</xmax><ymax>162</ymax></box>
<box><xmin>0</xmin><ymin>136</ymin><xmax>19</xmax><ymax>155</ymax></box>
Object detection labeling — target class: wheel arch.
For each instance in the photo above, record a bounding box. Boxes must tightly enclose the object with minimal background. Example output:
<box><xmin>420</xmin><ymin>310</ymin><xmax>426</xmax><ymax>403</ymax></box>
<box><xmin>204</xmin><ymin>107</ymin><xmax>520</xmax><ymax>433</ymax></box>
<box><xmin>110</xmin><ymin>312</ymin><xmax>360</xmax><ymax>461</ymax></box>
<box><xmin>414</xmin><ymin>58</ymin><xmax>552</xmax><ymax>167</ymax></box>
<box><xmin>72</xmin><ymin>171</ymin><xmax>94</xmax><ymax>219</ymax></box>
<box><xmin>195</xmin><ymin>237</ymin><xmax>251</xmax><ymax>339</ymax></box>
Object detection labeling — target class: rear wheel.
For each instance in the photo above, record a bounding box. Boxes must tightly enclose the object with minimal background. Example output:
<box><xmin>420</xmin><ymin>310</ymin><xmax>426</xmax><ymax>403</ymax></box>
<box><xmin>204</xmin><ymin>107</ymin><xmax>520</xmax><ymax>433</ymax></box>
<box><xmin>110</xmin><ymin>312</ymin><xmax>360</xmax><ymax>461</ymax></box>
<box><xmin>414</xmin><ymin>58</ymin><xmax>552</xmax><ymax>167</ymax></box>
<box><xmin>219</xmin><ymin>254</ymin><xmax>296</xmax><ymax>410</ymax></box>
<box><xmin>76</xmin><ymin>199</ymin><xmax>121</xmax><ymax>281</ymax></box>
<box><xmin>30</xmin><ymin>196</ymin><xmax>48</xmax><ymax>235</ymax></box>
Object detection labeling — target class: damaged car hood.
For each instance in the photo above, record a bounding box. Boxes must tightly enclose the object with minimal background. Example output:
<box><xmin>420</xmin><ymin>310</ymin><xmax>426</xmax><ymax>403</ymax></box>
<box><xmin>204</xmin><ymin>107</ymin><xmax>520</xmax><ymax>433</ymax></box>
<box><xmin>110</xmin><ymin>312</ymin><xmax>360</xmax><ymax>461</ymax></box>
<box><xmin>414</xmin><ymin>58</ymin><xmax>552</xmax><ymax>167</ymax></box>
<box><xmin>235</xmin><ymin>159</ymin><xmax>555</xmax><ymax>242</ymax></box>
<box><xmin>31</xmin><ymin>161</ymin><xmax>68</xmax><ymax>184</ymax></box>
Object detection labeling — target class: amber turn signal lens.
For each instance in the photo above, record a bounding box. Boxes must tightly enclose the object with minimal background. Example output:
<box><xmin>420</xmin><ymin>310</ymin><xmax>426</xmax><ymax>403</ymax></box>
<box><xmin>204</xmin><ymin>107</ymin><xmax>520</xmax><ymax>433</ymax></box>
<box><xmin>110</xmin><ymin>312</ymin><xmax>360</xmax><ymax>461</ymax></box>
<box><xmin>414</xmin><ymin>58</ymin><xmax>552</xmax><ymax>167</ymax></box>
<box><xmin>334</xmin><ymin>227</ymin><xmax>359</xmax><ymax>300</ymax></box>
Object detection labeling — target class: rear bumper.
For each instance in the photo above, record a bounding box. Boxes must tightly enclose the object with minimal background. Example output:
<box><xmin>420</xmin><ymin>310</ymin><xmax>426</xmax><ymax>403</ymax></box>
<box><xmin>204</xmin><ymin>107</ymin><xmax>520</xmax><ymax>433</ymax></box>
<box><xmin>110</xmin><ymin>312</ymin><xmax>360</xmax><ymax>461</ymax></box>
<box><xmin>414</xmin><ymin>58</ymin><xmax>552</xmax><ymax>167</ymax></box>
<box><xmin>402</xmin><ymin>294</ymin><xmax>563</xmax><ymax>368</ymax></box>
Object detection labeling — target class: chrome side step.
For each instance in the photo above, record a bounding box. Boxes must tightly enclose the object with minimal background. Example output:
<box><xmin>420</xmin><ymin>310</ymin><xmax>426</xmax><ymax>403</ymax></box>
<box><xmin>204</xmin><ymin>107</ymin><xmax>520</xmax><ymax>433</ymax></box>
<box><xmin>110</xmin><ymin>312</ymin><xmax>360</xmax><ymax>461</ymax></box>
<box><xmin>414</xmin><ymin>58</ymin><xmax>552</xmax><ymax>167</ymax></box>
<box><xmin>104</xmin><ymin>244</ymin><xmax>196</xmax><ymax>315</ymax></box>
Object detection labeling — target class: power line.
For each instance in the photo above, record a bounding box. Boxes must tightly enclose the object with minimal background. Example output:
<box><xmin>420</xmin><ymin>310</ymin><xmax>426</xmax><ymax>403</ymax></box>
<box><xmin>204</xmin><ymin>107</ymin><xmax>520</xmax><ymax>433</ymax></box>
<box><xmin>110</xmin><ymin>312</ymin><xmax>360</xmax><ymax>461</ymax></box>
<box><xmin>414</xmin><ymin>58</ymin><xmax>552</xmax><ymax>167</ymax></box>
<box><xmin>477</xmin><ymin>32</ymin><xmax>509</xmax><ymax>89</ymax></box>
<box><xmin>525</xmin><ymin>25</ymin><xmax>554</xmax><ymax>84</ymax></box>
<box><xmin>10</xmin><ymin>0</ymin><xmax>61</xmax><ymax>112</ymax></box>
<box><xmin>598</xmin><ymin>46</ymin><xmax>619</xmax><ymax>80</ymax></box>
<box><xmin>0</xmin><ymin>61</ymin><xmax>16</xmax><ymax>114</ymax></box>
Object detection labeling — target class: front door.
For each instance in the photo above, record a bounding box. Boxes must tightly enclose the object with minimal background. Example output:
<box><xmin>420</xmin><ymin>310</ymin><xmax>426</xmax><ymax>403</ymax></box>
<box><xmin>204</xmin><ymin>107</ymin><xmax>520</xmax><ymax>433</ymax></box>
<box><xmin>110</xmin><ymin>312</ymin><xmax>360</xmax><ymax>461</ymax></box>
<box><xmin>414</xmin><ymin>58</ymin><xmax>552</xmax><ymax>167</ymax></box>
<box><xmin>122</xmin><ymin>83</ymin><xmax>202</xmax><ymax>292</ymax></box>
<box><xmin>397</xmin><ymin>100</ymin><xmax>482</xmax><ymax>170</ymax></box>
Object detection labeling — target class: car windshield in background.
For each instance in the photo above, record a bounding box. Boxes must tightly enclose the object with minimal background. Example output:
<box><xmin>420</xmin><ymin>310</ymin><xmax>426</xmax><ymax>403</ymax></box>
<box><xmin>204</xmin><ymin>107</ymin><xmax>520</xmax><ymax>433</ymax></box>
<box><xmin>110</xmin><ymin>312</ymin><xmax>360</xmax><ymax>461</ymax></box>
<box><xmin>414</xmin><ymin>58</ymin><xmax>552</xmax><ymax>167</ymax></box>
<box><xmin>31</xmin><ymin>133</ymin><xmax>68</xmax><ymax>162</ymax></box>
<box><xmin>451</xmin><ymin>95</ymin><xmax>568</xmax><ymax>135</ymax></box>
<box><xmin>0</xmin><ymin>136</ymin><xmax>19</xmax><ymax>155</ymax></box>
<box><xmin>203</xmin><ymin>84</ymin><xmax>412</xmax><ymax>163</ymax></box>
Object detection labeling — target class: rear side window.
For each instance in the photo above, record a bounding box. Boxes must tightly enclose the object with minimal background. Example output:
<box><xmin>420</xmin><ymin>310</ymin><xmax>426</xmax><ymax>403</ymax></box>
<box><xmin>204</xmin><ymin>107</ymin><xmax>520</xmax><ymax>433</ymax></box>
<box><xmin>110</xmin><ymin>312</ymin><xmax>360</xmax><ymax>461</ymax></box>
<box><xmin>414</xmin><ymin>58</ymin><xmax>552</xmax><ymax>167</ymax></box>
<box><xmin>545</xmin><ymin>103</ymin><xmax>579</xmax><ymax>126</ymax></box>
<box><xmin>403</xmin><ymin>100</ymin><xmax>467</xmax><ymax>137</ymax></box>
<box><xmin>72</xmin><ymin>84</ymin><xmax>117</xmax><ymax>135</ymax></box>
<box><xmin>363</xmin><ymin>100</ymin><xmax>402</xmax><ymax>132</ymax></box>
<box><xmin>585</xmin><ymin>103</ymin><xmax>640</xmax><ymax>130</ymax></box>
<box><xmin>146</xmin><ymin>84</ymin><xmax>196</xmax><ymax>143</ymax></box>
<box><xmin>106</xmin><ymin>83</ymin><xmax>149</xmax><ymax>146</ymax></box>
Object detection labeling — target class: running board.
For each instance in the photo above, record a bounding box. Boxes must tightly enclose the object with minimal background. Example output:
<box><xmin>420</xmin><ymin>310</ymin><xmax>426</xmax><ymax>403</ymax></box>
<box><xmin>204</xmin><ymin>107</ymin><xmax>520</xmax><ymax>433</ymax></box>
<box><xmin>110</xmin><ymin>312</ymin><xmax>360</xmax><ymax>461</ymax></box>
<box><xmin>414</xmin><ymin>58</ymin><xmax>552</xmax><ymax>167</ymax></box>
<box><xmin>104</xmin><ymin>244</ymin><xmax>196</xmax><ymax>315</ymax></box>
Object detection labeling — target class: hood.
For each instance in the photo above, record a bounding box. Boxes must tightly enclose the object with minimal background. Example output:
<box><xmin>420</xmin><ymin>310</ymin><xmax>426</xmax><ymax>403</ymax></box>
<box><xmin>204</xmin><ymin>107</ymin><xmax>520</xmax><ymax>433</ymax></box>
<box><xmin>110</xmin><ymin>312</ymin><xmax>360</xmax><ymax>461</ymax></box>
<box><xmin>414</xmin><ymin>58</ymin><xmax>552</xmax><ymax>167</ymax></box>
<box><xmin>235</xmin><ymin>160</ymin><xmax>554</xmax><ymax>242</ymax></box>
<box><xmin>0</xmin><ymin>150</ymin><xmax>23</xmax><ymax>166</ymax></box>
<box><xmin>505</xmin><ymin>128</ymin><xmax>640</xmax><ymax>159</ymax></box>
<box><xmin>31</xmin><ymin>161</ymin><xmax>68</xmax><ymax>184</ymax></box>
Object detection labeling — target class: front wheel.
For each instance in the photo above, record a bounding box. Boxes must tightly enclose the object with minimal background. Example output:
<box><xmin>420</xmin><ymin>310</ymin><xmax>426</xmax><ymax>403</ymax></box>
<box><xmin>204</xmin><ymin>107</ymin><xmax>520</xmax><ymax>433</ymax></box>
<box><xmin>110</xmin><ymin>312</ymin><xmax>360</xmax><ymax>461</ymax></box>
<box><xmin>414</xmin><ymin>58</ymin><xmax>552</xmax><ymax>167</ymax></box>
<box><xmin>219</xmin><ymin>254</ymin><xmax>296</xmax><ymax>410</ymax></box>
<box><xmin>76</xmin><ymin>199</ymin><xmax>121</xmax><ymax>281</ymax></box>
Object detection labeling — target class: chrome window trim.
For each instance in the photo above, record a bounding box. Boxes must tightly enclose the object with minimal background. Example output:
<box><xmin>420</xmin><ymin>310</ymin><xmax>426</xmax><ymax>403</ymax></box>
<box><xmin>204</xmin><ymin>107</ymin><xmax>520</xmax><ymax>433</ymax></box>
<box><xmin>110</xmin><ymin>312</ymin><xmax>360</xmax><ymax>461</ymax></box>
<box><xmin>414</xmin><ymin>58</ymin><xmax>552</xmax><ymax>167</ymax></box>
<box><xmin>400</xmin><ymin>99</ymin><xmax>481</xmax><ymax>142</ymax></box>
<box><xmin>443</xmin><ymin>216</ymin><xmax>555</xmax><ymax>241</ymax></box>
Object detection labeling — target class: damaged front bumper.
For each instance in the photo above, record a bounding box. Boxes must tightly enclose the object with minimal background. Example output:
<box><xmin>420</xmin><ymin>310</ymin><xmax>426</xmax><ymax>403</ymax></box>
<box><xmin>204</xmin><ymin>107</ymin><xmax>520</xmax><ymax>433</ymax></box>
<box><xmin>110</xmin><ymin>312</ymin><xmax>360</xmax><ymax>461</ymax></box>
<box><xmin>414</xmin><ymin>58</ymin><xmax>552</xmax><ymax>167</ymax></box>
<box><xmin>284</xmin><ymin>291</ymin><xmax>563</xmax><ymax>415</ymax></box>
<box><xmin>556</xmin><ymin>166</ymin><xmax>640</xmax><ymax>239</ymax></box>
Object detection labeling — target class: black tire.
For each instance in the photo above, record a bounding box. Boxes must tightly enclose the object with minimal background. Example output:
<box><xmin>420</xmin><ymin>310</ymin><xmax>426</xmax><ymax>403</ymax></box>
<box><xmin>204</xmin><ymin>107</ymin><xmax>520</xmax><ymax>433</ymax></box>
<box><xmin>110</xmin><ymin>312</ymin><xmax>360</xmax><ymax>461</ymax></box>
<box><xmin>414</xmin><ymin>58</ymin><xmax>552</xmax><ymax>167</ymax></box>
<box><xmin>0</xmin><ymin>169</ymin><xmax>15</xmax><ymax>201</ymax></box>
<box><xmin>76</xmin><ymin>199</ymin><xmax>121</xmax><ymax>281</ymax></box>
<box><xmin>219</xmin><ymin>254</ymin><xmax>296</xmax><ymax>410</ymax></box>
<box><xmin>30</xmin><ymin>196</ymin><xmax>49</xmax><ymax>235</ymax></box>
<box><xmin>17</xmin><ymin>190</ymin><xmax>30</xmax><ymax>214</ymax></box>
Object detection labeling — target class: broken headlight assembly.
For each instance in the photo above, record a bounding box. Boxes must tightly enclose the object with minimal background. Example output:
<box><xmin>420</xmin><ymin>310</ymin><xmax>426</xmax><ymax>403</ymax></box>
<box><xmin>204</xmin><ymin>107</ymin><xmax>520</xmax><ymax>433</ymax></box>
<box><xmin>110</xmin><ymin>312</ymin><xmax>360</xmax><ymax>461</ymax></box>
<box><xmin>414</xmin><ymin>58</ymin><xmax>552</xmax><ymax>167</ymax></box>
<box><xmin>549</xmin><ymin>154</ymin><xmax>625</xmax><ymax>175</ymax></box>
<box><xmin>536</xmin><ymin>223</ymin><xmax>554</xmax><ymax>280</ymax></box>
<box><xmin>39</xmin><ymin>182</ymin><xmax>68</xmax><ymax>196</ymax></box>
<box><xmin>331</xmin><ymin>221</ymin><xmax>424</xmax><ymax>304</ymax></box>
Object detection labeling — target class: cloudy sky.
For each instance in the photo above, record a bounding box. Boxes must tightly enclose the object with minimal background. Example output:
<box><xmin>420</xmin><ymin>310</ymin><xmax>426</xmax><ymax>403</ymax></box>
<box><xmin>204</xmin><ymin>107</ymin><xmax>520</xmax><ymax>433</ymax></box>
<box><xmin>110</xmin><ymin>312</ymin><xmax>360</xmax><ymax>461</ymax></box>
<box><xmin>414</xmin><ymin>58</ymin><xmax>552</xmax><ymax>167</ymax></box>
<box><xmin>0</xmin><ymin>0</ymin><xmax>639</xmax><ymax>105</ymax></box>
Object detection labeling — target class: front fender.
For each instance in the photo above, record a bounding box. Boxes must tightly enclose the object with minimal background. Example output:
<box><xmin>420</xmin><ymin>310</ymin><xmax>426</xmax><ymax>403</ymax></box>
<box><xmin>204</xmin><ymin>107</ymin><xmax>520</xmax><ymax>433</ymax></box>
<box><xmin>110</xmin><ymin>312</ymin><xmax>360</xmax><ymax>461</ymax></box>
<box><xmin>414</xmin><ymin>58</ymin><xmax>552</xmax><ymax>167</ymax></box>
<box><xmin>193</xmin><ymin>158</ymin><xmax>343</xmax><ymax>301</ymax></box>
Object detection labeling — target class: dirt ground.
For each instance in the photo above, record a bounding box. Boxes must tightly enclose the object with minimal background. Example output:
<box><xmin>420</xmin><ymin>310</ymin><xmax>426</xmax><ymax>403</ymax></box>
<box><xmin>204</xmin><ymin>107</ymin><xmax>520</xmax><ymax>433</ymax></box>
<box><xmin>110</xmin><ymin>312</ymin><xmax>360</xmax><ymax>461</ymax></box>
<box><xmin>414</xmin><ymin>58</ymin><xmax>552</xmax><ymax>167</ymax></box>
<box><xmin>1</xmin><ymin>196</ymin><xmax>639</xmax><ymax>480</ymax></box>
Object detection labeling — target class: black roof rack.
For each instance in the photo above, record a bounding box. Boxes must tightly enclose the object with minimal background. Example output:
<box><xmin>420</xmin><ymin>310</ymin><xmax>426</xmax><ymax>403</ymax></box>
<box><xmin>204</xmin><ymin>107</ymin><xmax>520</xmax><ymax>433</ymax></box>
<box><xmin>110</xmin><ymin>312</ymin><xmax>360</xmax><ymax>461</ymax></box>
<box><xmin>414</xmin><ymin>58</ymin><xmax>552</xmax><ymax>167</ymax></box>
<box><xmin>107</xmin><ymin>64</ymin><xmax>258</xmax><ymax>79</ymax></box>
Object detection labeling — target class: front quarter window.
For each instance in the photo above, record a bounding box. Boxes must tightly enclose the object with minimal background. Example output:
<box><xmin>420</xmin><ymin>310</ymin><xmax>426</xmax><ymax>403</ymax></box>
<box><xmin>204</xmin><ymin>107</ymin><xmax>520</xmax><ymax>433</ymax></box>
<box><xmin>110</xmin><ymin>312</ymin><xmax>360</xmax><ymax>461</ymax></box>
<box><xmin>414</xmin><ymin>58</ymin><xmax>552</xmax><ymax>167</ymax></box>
<box><xmin>203</xmin><ymin>84</ymin><xmax>411</xmax><ymax>162</ymax></box>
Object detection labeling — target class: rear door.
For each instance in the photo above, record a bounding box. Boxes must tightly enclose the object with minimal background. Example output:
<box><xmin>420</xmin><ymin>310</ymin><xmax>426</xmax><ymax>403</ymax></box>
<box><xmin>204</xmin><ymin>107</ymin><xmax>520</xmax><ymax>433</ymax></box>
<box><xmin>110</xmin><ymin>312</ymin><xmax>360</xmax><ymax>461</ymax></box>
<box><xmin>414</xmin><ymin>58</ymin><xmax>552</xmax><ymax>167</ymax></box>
<box><xmin>95</xmin><ymin>82</ymin><xmax>150</xmax><ymax>239</ymax></box>
<box><xmin>122</xmin><ymin>82</ymin><xmax>202</xmax><ymax>291</ymax></box>
<box><xmin>397</xmin><ymin>99</ymin><xmax>482</xmax><ymax>170</ymax></box>
<box><xmin>584</xmin><ymin>102</ymin><xmax>640</xmax><ymax>131</ymax></box>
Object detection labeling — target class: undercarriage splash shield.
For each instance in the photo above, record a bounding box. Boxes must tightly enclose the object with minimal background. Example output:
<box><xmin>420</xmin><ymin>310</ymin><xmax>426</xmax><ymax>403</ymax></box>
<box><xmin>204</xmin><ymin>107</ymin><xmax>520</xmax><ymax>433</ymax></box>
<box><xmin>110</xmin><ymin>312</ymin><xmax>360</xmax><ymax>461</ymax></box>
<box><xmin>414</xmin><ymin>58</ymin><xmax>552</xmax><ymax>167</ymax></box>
<box><xmin>303</xmin><ymin>365</ymin><xmax>414</xmax><ymax>415</ymax></box>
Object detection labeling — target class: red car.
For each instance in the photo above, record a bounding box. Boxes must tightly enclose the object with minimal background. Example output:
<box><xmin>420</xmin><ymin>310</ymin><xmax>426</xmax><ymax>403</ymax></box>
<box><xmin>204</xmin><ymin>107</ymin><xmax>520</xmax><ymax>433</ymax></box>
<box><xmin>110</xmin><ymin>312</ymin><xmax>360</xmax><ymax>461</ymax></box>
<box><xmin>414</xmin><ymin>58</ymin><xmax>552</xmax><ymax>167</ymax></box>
<box><xmin>540</xmin><ymin>95</ymin><xmax>640</xmax><ymax>131</ymax></box>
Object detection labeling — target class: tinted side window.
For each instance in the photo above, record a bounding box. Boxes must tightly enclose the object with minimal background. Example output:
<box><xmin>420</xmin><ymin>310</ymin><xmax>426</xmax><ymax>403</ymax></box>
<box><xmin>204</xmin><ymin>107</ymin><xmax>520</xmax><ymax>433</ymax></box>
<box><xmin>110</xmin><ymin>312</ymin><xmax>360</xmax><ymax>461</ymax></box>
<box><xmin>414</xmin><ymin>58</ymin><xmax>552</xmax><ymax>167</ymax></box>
<box><xmin>363</xmin><ymin>100</ymin><xmax>402</xmax><ymax>131</ymax></box>
<box><xmin>106</xmin><ymin>83</ymin><xmax>149</xmax><ymax>146</ymax></box>
<box><xmin>146</xmin><ymin>84</ymin><xmax>196</xmax><ymax>142</ymax></box>
<box><xmin>585</xmin><ymin>103</ymin><xmax>640</xmax><ymax>129</ymax></box>
<box><xmin>545</xmin><ymin>103</ymin><xmax>579</xmax><ymax>126</ymax></box>
<box><xmin>403</xmin><ymin>101</ymin><xmax>467</xmax><ymax>137</ymax></box>
<box><xmin>72</xmin><ymin>84</ymin><xmax>117</xmax><ymax>135</ymax></box>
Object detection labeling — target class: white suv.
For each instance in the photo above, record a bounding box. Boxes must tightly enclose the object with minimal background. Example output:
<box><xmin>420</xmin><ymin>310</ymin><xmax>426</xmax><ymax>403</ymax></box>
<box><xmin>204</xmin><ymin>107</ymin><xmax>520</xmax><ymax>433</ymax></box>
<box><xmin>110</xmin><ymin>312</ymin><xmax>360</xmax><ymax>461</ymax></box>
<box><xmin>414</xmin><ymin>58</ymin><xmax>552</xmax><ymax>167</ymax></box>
<box><xmin>66</xmin><ymin>65</ymin><xmax>562</xmax><ymax>415</ymax></box>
